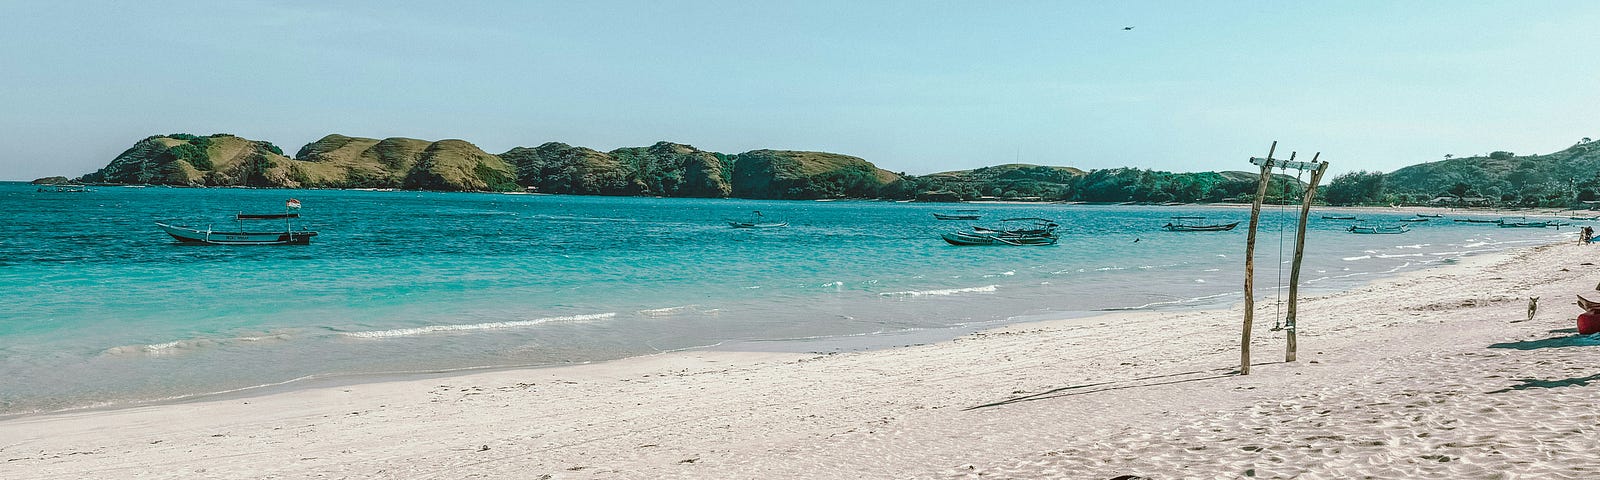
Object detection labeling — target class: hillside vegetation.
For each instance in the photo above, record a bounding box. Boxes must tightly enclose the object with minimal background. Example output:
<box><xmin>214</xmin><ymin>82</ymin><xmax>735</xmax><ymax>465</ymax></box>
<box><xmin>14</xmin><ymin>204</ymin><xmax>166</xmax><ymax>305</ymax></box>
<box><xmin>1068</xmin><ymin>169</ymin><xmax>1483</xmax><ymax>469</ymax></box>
<box><xmin>1322</xmin><ymin>137</ymin><xmax>1600</xmax><ymax>207</ymax></box>
<box><xmin>77</xmin><ymin>132</ymin><xmax>1318</xmax><ymax>201</ymax></box>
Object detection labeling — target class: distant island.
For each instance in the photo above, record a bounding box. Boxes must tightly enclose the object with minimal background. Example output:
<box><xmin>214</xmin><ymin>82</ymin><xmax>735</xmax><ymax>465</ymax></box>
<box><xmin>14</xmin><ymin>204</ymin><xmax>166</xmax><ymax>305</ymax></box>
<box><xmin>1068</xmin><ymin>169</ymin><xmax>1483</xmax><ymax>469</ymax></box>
<box><xmin>57</xmin><ymin>133</ymin><xmax>1600</xmax><ymax>206</ymax></box>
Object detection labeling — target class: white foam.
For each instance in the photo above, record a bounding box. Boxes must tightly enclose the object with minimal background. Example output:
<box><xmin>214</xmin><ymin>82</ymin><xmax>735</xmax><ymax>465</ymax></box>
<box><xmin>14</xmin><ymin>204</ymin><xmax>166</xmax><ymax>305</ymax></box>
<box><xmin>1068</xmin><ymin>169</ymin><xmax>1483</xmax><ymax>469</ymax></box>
<box><xmin>1342</xmin><ymin>255</ymin><xmax>1371</xmax><ymax>261</ymax></box>
<box><xmin>878</xmin><ymin>285</ymin><xmax>999</xmax><ymax>297</ymax></box>
<box><xmin>638</xmin><ymin>305</ymin><xmax>697</xmax><ymax>317</ymax></box>
<box><xmin>344</xmin><ymin>313</ymin><xmax>617</xmax><ymax>338</ymax></box>
<box><xmin>101</xmin><ymin>332</ymin><xmax>293</xmax><ymax>356</ymax></box>
<box><xmin>1375</xmin><ymin>253</ymin><xmax>1425</xmax><ymax>259</ymax></box>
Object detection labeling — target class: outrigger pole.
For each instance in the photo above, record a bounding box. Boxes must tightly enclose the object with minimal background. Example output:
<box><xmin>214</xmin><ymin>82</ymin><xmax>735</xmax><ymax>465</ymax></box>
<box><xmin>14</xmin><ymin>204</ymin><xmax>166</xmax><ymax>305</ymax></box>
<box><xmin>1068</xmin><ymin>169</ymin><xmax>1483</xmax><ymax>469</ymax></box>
<box><xmin>1241</xmin><ymin>142</ymin><xmax>1328</xmax><ymax>375</ymax></box>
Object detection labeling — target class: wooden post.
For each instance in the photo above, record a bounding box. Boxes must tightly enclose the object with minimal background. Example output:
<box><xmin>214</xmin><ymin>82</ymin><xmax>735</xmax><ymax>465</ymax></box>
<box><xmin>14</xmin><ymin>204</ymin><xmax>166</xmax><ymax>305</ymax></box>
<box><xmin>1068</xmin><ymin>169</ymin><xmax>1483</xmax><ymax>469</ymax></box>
<box><xmin>1285</xmin><ymin>154</ymin><xmax>1326</xmax><ymax>363</ymax></box>
<box><xmin>1242</xmin><ymin>141</ymin><xmax>1276</xmax><ymax>375</ymax></box>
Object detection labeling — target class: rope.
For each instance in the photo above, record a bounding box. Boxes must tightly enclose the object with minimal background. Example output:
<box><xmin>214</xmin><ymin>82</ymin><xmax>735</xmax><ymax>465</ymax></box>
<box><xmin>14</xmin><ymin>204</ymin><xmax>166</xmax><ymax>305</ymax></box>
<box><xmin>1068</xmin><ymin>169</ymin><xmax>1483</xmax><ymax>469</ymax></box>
<box><xmin>1273</xmin><ymin>166</ymin><xmax>1288</xmax><ymax>330</ymax></box>
<box><xmin>1271</xmin><ymin>166</ymin><xmax>1309</xmax><ymax>331</ymax></box>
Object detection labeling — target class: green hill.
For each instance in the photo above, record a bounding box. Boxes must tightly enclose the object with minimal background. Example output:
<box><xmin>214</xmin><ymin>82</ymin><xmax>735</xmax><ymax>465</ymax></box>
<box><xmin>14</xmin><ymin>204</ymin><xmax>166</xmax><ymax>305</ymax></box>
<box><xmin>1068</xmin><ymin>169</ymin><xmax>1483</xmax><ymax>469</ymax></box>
<box><xmin>1383</xmin><ymin>142</ymin><xmax>1600</xmax><ymax>202</ymax></box>
<box><xmin>79</xmin><ymin>134</ymin><xmax>294</xmax><ymax>186</ymax></box>
<box><xmin>76</xmin><ymin>132</ymin><xmax>1323</xmax><ymax>202</ymax></box>
<box><xmin>728</xmin><ymin>150</ymin><xmax>903</xmax><ymax>199</ymax></box>
<box><xmin>499</xmin><ymin>141</ymin><xmax>733</xmax><ymax>197</ymax></box>
<box><xmin>79</xmin><ymin>133</ymin><xmax>516</xmax><ymax>191</ymax></box>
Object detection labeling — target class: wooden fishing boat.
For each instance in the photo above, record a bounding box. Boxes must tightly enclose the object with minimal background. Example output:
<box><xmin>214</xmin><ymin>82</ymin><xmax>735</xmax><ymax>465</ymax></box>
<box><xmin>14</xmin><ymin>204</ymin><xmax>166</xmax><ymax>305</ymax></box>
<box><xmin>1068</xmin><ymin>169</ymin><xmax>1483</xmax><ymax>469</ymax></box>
<box><xmin>156</xmin><ymin>200</ymin><xmax>317</xmax><ymax>245</ymax></box>
<box><xmin>1162</xmin><ymin>221</ymin><xmax>1240</xmax><ymax>232</ymax></box>
<box><xmin>727</xmin><ymin>210</ymin><xmax>787</xmax><ymax>228</ymax></box>
<box><xmin>1347</xmin><ymin>224</ymin><xmax>1409</xmax><ymax>234</ymax></box>
<box><xmin>944</xmin><ymin>218</ymin><xmax>1059</xmax><ymax>246</ymax></box>
<box><xmin>1320</xmin><ymin>215</ymin><xmax>1358</xmax><ymax>220</ymax></box>
<box><xmin>1416</xmin><ymin>214</ymin><xmax>1444</xmax><ymax>218</ymax></box>
<box><xmin>1398</xmin><ymin>218</ymin><xmax>1430</xmax><ymax>223</ymax></box>
<box><xmin>1453</xmin><ymin>218</ymin><xmax>1501</xmax><ymax>224</ymax></box>
<box><xmin>1498</xmin><ymin>221</ymin><xmax>1554</xmax><ymax>228</ymax></box>
<box><xmin>932</xmin><ymin>210</ymin><xmax>981</xmax><ymax>220</ymax></box>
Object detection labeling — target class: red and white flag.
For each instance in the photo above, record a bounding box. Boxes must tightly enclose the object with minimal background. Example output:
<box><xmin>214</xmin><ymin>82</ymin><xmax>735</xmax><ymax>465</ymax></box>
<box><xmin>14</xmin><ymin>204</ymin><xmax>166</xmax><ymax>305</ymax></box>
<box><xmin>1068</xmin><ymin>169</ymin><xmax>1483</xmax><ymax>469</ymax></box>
<box><xmin>286</xmin><ymin>199</ymin><xmax>302</xmax><ymax>209</ymax></box>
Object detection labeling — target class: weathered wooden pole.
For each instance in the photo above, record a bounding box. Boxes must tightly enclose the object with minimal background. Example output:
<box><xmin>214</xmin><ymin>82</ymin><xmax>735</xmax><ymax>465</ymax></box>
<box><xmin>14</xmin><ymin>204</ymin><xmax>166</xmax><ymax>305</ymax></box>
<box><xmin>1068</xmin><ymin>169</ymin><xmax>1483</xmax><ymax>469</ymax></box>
<box><xmin>1285</xmin><ymin>154</ymin><xmax>1327</xmax><ymax>363</ymax></box>
<box><xmin>1242</xmin><ymin>141</ymin><xmax>1276</xmax><ymax>375</ymax></box>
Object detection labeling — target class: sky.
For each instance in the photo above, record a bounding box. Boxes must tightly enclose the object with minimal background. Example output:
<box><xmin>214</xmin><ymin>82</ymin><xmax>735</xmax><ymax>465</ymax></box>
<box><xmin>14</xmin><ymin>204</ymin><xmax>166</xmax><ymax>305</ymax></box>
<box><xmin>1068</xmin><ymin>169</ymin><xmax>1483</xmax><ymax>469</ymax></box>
<box><xmin>2</xmin><ymin>0</ymin><xmax>1598</xmax><ymax>181</ymax></box>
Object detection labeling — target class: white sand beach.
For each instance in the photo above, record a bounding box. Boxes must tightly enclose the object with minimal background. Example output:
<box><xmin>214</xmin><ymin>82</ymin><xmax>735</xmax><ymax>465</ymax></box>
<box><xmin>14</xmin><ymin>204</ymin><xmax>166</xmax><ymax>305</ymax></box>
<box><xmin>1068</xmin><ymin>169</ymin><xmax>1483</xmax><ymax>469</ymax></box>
<box><xmin>5</xmin><ymin>241</ymin><xmax>1600</xmax><ymax>479</ymax></box>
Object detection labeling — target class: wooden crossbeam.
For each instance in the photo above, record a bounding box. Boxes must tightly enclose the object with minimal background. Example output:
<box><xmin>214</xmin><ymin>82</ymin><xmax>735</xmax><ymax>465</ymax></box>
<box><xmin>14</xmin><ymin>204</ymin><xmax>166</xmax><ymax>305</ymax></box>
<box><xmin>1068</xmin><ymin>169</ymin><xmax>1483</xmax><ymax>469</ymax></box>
<box><xmin>1249</xmin><ymin>156</ymin><xmax>1322</xmax><ymax>171</ymax></box>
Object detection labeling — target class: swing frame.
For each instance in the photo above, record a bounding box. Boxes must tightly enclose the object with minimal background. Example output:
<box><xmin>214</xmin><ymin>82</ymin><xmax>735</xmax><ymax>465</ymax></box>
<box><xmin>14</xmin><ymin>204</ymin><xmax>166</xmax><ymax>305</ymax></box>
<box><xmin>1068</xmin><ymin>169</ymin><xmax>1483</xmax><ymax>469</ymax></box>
<box><xmin>1241</xmin><ymin>142</ymin><xmax>1328</xmax><ymax>375</ymax></box>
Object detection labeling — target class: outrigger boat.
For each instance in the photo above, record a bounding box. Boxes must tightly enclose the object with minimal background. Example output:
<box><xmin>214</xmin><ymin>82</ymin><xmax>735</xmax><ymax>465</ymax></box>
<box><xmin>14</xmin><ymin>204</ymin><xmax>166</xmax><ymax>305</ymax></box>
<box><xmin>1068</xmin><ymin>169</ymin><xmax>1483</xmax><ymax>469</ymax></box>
<box><xmin>1348</xmin><ymin>224</ymin><xmax>1409</xmax><ymax>234</ymax></box>
<box><xmin>1499</xmin><ymin>220</ymin><xmax>1555</xmax><ymax>228</ymax></box>
<box><xmin>1398</xmin><ymin>218</ymin><xmax>1430</xmax><ymax>223</ymax></box>
<box><xmin>1453</xmin><ymin>218</ymin><xmax>1501</xmax><ymax>224</ymax></box>
<box><xmin>1416</xmin><ymin>213</ymin><xmax>1444</xmax><ymax>218</ymax></box>
<box><xmin>932</xmin><ymin>209</ymin><xmax>981</xmax><ymax>220</ymax></box>
<box><xmin>1320</xmin><ymin>215</ymin><xmax>1358</xmax><ymax>220</ymax></box>
<box><xmin>1162</xmin><ymin>221</ymin><xmax>1240</xmax><ymax>232</ymax></box>
<box><xmin>156</xmin><ymin>199</ymin><xmax>317</xmax><ymax>245</ymax></box>
<box><xmin>943</xmin><ymin>217</ymin><xmax>1059</xmax><ymax>246</ymax></box>
<box><xmin>727</xmin><ymin>210</ymin><xmax>788</xmax><ymax>228</ymax></box>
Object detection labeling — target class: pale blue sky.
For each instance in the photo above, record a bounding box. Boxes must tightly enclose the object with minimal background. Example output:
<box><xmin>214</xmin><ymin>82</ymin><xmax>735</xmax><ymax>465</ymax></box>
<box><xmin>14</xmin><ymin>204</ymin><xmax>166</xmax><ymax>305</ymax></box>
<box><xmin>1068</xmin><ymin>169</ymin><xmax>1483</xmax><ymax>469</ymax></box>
<box><xmin>2</xmin><ymin>1</ymin><xmax>1597</xmax><ymax>181</ymax></box>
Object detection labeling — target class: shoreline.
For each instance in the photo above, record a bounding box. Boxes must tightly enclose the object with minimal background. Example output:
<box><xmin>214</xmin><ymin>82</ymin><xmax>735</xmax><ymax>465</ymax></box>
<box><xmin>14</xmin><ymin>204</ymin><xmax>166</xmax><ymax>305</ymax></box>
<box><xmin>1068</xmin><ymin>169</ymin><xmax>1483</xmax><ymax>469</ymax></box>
<box><xmin>6</xmin><ymin>240</ymin><xmax>1600</xmax><ymax>477</ymax></box>
<box><xmin>0</xmin><ymin>232</ymin><xmax>1522</xmax><ymax>420</ymax></box>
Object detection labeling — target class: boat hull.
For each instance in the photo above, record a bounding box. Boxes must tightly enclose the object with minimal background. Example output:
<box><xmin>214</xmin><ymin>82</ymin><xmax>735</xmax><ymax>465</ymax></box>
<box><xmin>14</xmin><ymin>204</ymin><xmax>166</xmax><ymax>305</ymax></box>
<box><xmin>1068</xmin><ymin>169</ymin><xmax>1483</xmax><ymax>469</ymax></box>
<box><xmin>1163</xmin><ymin>222</ymin><xmax>1240</xmax><ymax>232</ymax></box>
<box><xmin>156</xmin><ymin>223</ymin><xmax>317</xmax><ymax>245</ymax></box>
<box><xmin>941</xmin><ymin>231</ymin><xmax>1058</xmax><ymax>246</ymax></box>
<box><xmin>1347</xmin><ymin>225</ymin><xmax>1409</xmax><ymax>234</ymax></box>
<box><xmin>728</xmin><ymin>221</ymin><xmax>788</xmax><ymax>228</ymax></box>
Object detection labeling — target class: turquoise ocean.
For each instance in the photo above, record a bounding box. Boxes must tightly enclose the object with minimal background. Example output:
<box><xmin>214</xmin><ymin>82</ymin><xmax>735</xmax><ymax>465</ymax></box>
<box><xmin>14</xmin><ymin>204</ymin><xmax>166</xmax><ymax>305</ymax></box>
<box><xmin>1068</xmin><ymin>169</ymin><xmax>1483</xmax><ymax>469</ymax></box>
<box><xmin>0</xmin><ymin>182</ymin><xmax>1576</xmax><ymax>415</ymax></box>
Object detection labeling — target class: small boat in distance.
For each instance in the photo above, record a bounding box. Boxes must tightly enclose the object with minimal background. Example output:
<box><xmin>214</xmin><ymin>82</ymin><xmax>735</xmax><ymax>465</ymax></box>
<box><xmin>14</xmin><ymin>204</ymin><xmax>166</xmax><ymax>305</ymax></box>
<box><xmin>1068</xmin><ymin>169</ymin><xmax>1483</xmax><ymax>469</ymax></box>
<box><xmin>1416</xmin><ymin>214</ymin><xmax>1443</xmax><ymax>218</ymax></box>
<box><xmin>156</xmin><ymin>199</ymin><xmax>317</xmax><ymax>245</ymax></box>
<box><xmin>932</xmin><ymin>210</ymin><xmax>981</xmax><ymax>220</ymax></box>
<box><xmin>1320</xmin><ymin>215</ymin><xmax>1358</xmax><ymax>220</ymax></box>
<box><xmin>1499</xmin><ymin>221</ymin><xmax>1554</xmax><ymax>228</ymax></box>
<box><xmin>728</xmin><ymin>210</ymin><xmax>788</xmax><ymax>228</ymax></box>
<box><xmin>1162</xmin><ymin>221</ymin><xmax>1240</xmax><ymax>232</ymax></box>
<box><xmin>1348</xmin><ymin>224</ymin><xmax>1410</xmax><ymax>234</ymax></box>
<box><xmin>1453</xmin><ymin>218</ymin><xmax>1501</xmax><ymax>224</ymax></box>
<box><xmin>1398</xmin><ymin>218</ymin><xmax>1430</xmax><ymax>223</ymax></box>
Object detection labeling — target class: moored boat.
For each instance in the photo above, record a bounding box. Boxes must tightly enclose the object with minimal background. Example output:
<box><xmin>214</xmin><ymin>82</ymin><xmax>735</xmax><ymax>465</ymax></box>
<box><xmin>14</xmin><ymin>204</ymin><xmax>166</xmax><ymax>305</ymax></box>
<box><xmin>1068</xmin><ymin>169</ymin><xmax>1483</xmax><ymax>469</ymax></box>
<box><xmin>1398</xmin><ymin>218</ymin><xmax>1430</xmax><ymax>223</ymax></box>
<box><xmin>1162</xmin><ymin>221</ymin><xmax>1240</xmax><ymax>232</ymax></box>
<box><xmin>1348</xmin><ymin>224</ymin><xmax>1409</xmax><ymax>234</ymax></box>
<box><xmin>932</xmin><ymin>210</ymin><xmax>981</xmax><ymax>220</ymax></box>
<box><xmin>156</xmin><ymin>199</ymin><xmax>318</xmax><ymax>245</ymax></box>
<box><xmin>1453</xmin><ymin>218</ymin><xmax>1501</xmax><ymax>224</ymax></box>
<box><xmin>727</xmin><ymin>210</ymin><xmax>787</xmax><ymax>228</ymax></box>
<box><xmin>1416</xmin><ymin>213</ymin><xmax>1443</xmax><ymax>218</ymax></box>
<box><xmin>1320</xmin><ymin>215</ymin><xmax>1358</xmax><ymax>220</ymax></box>
<box><xmin>1498</xmin><ymin>221</ymin><xmax>1554</xmax><ymax>228</ymax></box>
<box><xmin>944</xmin><ymin>217</ymin><xmax>1059</xmax><ymax>246</ymax></box>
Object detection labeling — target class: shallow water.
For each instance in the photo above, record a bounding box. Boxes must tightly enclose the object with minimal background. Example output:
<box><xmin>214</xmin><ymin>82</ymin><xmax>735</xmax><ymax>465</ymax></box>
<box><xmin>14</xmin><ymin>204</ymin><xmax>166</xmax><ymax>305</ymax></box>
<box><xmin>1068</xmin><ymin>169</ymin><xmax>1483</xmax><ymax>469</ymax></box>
<box><xmin>0</xmin><ymin>182</ymin><xmax>1576</xmax><ymax>414</ymax></box>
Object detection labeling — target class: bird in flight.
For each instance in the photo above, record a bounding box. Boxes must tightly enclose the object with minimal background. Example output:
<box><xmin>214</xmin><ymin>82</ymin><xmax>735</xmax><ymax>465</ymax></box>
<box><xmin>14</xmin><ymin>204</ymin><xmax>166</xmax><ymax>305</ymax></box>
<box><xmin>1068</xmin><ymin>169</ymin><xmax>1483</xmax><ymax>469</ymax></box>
<box><xmin>1123</xmin><ymin>26</ymin><xmax>1134</xmax><ymax>30</ymax></box>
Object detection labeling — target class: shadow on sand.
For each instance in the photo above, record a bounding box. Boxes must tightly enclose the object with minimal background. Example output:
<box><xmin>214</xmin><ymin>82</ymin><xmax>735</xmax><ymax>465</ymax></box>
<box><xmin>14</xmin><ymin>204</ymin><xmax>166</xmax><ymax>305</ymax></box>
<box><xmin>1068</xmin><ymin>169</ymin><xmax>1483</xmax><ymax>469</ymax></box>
<box><xmin>962</xmin><ymin>362</ymin><xmax>1284</xmax><ymax>411</ymax></box>
<box><xmin>1488</xmin><ymin>334</ymin><xmax>1600</xmax><ymax>350</ymax></box>
<box><xmin>1488</xmin><ymin>373</ymin><xmax>1600</xmax><ymax>394</ymax></box>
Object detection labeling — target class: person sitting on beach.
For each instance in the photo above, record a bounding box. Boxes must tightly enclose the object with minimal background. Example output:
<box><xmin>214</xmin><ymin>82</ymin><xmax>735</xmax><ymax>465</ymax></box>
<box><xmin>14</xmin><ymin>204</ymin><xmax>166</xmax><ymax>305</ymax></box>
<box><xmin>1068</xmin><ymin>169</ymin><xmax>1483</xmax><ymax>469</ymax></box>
<box><xmin>1582</xmin><ymin>226</ymin><xmax>1594</xmax><ymax>245</ymax></box>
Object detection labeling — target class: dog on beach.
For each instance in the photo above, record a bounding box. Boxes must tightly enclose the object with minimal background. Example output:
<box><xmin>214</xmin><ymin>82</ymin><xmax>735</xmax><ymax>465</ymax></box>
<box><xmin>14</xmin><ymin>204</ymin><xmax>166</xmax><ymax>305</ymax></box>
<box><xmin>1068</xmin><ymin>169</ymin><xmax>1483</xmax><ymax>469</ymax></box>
<box><xmin>1528</xmin><ymin>296</ymin><xmax>1539</xmax><ymax>322</ymax></box>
